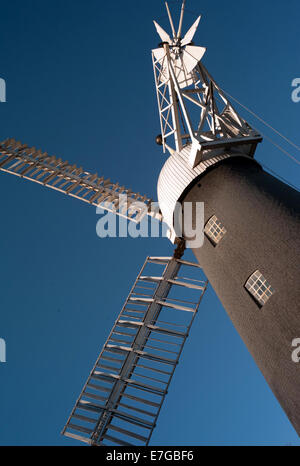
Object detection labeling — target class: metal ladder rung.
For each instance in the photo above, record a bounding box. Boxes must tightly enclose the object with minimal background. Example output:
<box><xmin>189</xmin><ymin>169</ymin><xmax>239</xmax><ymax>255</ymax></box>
<box><xmin>135</xmin><ymin>363</ymin><xmax>172</xmax><ymax>376</ymax></box>
<box><xmin>101</xmin><ymin>433</ymin><xmax>134</xmax><ymax>446</ymax></box>
<box><xmin>138</xmin><ymin>351</ymin><xmax>176</xmax><ymax>366</ymax></box>
<box><xmin>156</xmin><ymin>320</ymin><xmax>188</xmax><ymax>329</ymax></box>
<box><xmin>111</xmin><ymin>408</ymin><xmax>154</xmax><ymax>428</ymax></box>
<box><xmin>83</xmin><ymin>391</ymin><xmax>107</xmax><ymax>402</ymax></box>
<box><xmin>105</xmin><ymin>344</ymin><xmax>132</xmax><ymax>355</ymax></box>
<box><xmin>125</xmin><ymin>377</ymin><xmax>166</xmax><ymax>394</ymax></box>
<box><xmin>128</xmin><ymin>297</ymin><xmax>154</xmax><ymax>305</ymax></box>
<box><xmin>112</xmin><ymin>329</ymin><xmax>136</xmax><ymax>337</ymax></box>
<box><xmin>124</xmin><ymin>383</ymin><xmax>164</xmax><ymax>399</ymax></box>
<box><xmin>92</xmin><ymin>370</ymin><xmax>119</xmax><ymax>382</ymax></box>
<box><xmin>118</xmin><ymin>401</ymin><xmax>156</xmax><ymax>418</ymax></box>
<box><xmin>120</xmin><ymin>313</ymin><xmax>142</xmax><ymax>321</ymax></box>
<box><xmin>143</xmin><ymin>344</ymin><xmax>179</xmax><ymax>356</ymax></box>
<box><xmin>167</xmin><ymin>278</ymin><xmax>205</xmax><ymax>290</ymax></box>
<box><xmin>107</xmin><ymin>424</ymin><xmax>149</xmax><ymax>442</ymax></box>
<box><xmin>175</xmin><ymin>258</ymin><xmax>201</xmax><ymax>268</ymax></box>
<box><xmin>77</xmin><ymin>400</ymin><xmax>104</xmax><ymax>413</ymax></box>
<box><xmin>132</xmin><ymin>291</ymin><xmax>155</xmax><ymax>298</ymax></box>
<box><xmin>87</xmin><ymin>382</ymin><xmax>111</xmax><ymax>393</ymax></box>
<box><xmin>68</xmin><ymin>423</ymin><xmax>94</xmax><ymax>435</ymax></box>
<box><xmin>135</xmin><ymin>282</ymin><xmax>157</xmax><ymax>290</ymax></box>
<box><xmin>20</xmin><ymin>164</ymin><xmax>38</xmax><ymax>177</ymax></box>
<box><xmin>92</xmin><ymin>368</ymin><xmax>165</xmax><ymax>394</ymax></box>
<box><xmin>147</xmin><ymin>336</ymin><xmax>181</xmax><ymax>347</ymax></box>
<box><xmin>12</xmin><ymin>161</ymin><xmax>27</xmax><ymax>173</ymax></box>
<box><xmin>108</xmin><ymin>336</ymin><xmax>133</xmax><ymax>345</ymax></box>
<box><xmin>132</xmin><ymin>371</ymin><xmax>168</xmax><ymax>385</ymax></box>
<box><xmin>43</xmin><ymin>171</ymin><xmax>60</xmax><ymax>184</ymax></box>
<box><xmin>156</xmin><ymin>299</ymin><xmax>195</xmax><ymax>313</ymax></box>
<box><xmin>123</xmin><ymin>308</ymin><xmax>146</xmax><ymax>314</ymax></box>
<box><xmin>146</xmin><ymin>324</ymin><xmax>186</xmax><ymax>338</ymax></box>
<box><xmin>126</xmin><ymin>299</ymin><xmax>150</xmax><ymax>307</ymax></box>
<box><xmin>101</xmin><ymin>354</ymin><xmax>124</xmax><ymax>364</ymax></box>
<box><xmin>72</xmin><ymin>413</ymin><xmax>98</xmax><ymax>424</ymax></box>
<box><xmin>128</xmin><ymin>298</ymin><xmax>195</xmax><ymax>313</ymax></box>
<box><xmin>63</xmin><ymin>431</ymin><xmax>91</xmax><ymax>444</ymax></box>
<box><xmin>97</xmin><ymin>362</ymin><xmax>120</xmax><ymax>372</ymax></box>
<box><xmin>91</xmin><ymin>372</ymin><xmax>117</xmax><ymax>383</ymax></box>
<box><xmin>121</xmin><ymin>392</ymin><xmax>161</xmax><ymax>408</ymax></box>
<box><xmin>139</xmin><ymin>276</ymin><xmax>163</xmax><ymax>283</ymax></box>
<box><xmin>147</xmin><ymin>257</ymin><xmax>172</xmax><ymax>264</ymax></box>
<box><xmin>0</xmin><ymin>154</ymin><xmax>16</xmax><ymax>168</ymax></box>
<box><xmin>117</xmin><ymin>320</ymin><xmax>143</xmax><ymax>328</ymax></box>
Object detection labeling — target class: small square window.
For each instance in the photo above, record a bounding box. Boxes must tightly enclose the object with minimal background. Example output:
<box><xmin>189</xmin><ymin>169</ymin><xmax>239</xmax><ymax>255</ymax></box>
<box><xmin>245</xmin><ymin>270</ymin><xmax>274</xmax><ymax>306</ymax></box>
<box><xmin>204</xmin><ymin>215</ymin><xmax>226</xmax><ymax>245</ymax></box>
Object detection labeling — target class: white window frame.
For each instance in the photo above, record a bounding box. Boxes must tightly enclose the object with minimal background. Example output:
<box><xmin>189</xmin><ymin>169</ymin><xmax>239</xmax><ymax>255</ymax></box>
<box><xmin>245</xmin><ymin>270</ymin><xmax>275</xmax><ymax>306</ymax></box>
<box><xmin>204</xmin><ymin>215</ymin><xmax>227</xmax><ymax>245</ymax></box>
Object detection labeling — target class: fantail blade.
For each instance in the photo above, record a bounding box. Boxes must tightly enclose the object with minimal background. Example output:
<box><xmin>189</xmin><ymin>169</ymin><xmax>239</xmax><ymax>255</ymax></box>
<box><xmin>181</xmin><ymin>16</ymin><xmax>201</xmax><ymax>46</ymax></box>
<box><xmin>153</xmin><ymin>20</ymin><xmax>172</xmax><ymax>44</ymax></box>
<box><xmin>183</xmin><ymin>45</ymin><xmax>206</xmax><ymax>72</ymax></box>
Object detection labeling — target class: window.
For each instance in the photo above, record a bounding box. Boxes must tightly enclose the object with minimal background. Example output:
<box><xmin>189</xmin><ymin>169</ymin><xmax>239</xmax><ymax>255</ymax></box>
<box><xmin>204</xmin><ymin>215</ymin><xmax>227</xmax><ymax>245</ymax></box>
<box><xmin>245</xmin><ymin>270</ymin><xmax>275</xmax><ymax>306</ymax></box>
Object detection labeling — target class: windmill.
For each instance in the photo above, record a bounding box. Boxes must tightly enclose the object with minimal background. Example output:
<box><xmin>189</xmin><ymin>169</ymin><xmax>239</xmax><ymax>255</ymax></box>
<box><xmin>0</xmin><ymin>0</ymin><xmax>299</xmax><ymax>447</ymax></box>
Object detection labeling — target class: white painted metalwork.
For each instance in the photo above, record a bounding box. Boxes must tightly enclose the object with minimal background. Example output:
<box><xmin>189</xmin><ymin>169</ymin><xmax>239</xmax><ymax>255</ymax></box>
<box><xmin>153</xmin><ymin>1</ymin><xmax>263</xmax><ymax>236</ymax></box>
<box><xmin>62</xmin><ymin>256</ymin><xmax>208</xmax><ymax>446</ymax></box>
<box><xmin>152</xmin><ymin>2</ymin><xmax>262</xmax><ymax>164</ymax></box>
<box><xmin>0</xmin><ymin>138</ymin><xmax>152</xmax><ymax>222</ymax></box>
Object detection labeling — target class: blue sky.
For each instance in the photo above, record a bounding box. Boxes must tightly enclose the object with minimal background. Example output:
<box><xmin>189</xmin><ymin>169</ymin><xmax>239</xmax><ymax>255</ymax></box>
<box><xmin>0</xmin><ymin>0</ymin><xmax>299</xmax><ymax>446</ymax></box>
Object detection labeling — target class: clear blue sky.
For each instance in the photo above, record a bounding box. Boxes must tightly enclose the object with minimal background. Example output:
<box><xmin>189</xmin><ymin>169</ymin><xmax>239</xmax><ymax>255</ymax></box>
<box><xmin>0</xmin><ymin>0</ymin><xmax>299</xmax><ymax>446</ymax></box>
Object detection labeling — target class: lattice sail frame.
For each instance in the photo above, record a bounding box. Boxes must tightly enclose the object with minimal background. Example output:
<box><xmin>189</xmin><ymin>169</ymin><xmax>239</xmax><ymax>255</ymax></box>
<box><xmin>62</xmin><ymin>256</ymin><xmax>208</xmax><ymax>446</ymax></box>
<box><xmin>152</xmin><ymin>3</ymin><xmax>262</xmax><ymax>166</ymax></box>
<box><xmin>0</xmin><ymin>138</ymin><xmax>152</xmax><ymax>222</ymax></box>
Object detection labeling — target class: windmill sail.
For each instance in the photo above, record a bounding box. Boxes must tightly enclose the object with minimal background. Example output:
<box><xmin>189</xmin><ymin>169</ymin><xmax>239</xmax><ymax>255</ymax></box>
<box><xmin>62</xmin><ymin>256</ymin><xmax>208</xmax><ymax>446</ymax></box>
<box><xmin>0</xmin><ymin>138</ymin><xmax>152</xmax><ymax>223</ymax></box>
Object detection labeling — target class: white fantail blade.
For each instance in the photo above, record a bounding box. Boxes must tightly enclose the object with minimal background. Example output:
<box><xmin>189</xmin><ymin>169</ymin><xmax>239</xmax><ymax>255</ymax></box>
<box><xmin>181</xmin><ymin>16</ymin><xmax>201</xmax><ymax>46</ymax></box>
<box><xmin>153</xmin><ymin>47</ymin><xmax>194</xmax><ymax>88</ymax></box>
<box><xmin>153</xmin><ymin>47</ymin><xmax>191</xmax><ymax>88</ymax></box>
<box><xmin>153</xmin><ymin>45</ymin><xmax>206</xmax><ymax>89</ymax></box>
<box><xmin>153</xmin><ymin>20</ymin><xmax>172</xmax><ymax>44</ymax></box>
<box><xmin>183</xmin><ymin>45</ymin><xmax>206</xmax><ymax>72</ymax></box>
<box><xmin>171</xmin><ymin>46</ymin><xmax>206</xmax><ymax>88</ymax></box>
<box><xmin>152</xmin><ymin>47</ymin><xmax>166</xmax><ymax>62</ymax></box>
